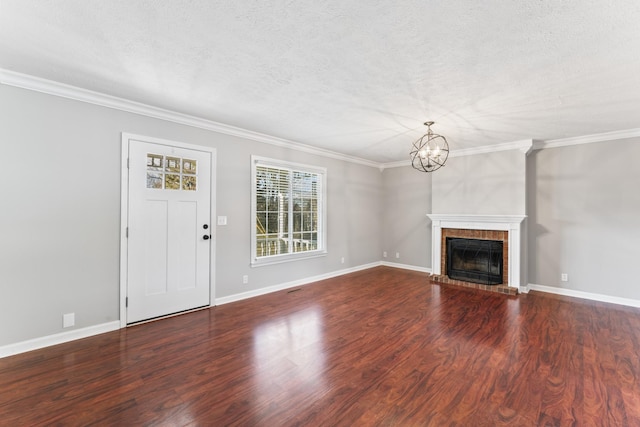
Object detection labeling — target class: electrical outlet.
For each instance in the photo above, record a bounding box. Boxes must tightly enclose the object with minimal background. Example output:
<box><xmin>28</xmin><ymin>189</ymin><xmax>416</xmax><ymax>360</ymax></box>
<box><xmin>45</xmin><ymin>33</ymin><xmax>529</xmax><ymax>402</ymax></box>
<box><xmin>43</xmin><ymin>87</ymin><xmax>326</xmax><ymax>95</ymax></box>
<box><xmin>341</xmin><ymin>257</ymin><xmax>345</xmax><ymax>264</ymax></box>
<box><xmin>63</xmin><ymin>313</ymin><xmax>75</xmax><ymax>328</ymax></box>
<box><xmin>242</xmin><ymin>275</ymin><xmax>248</xmax><ymax>284</ymax></box>
<box><xmin>395</xmin><ymin>252</ymin><xmax>400</xmax><ymax>259</ymax></box>
<box><xmin>561</xmin><ymin>273</ymin><xmax>568</xmax><ymax>282</ymax></box>
<box><xmin>383</xmin><ymin>251</ymin><xmax>387</xmax><ymax>258</ymax></box>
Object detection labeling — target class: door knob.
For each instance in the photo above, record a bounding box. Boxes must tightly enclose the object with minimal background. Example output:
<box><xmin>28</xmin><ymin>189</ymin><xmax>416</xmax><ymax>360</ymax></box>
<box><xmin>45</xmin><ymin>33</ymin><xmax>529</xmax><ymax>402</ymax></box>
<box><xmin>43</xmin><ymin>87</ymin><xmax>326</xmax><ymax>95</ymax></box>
<box><xmin>203</xmin><ymin>235</ymin><xmax>210</xmax><ymax>240</ymax></box>
<box><xmin>203</xmin><ymin>224</ymin><xmax>209</xmax><ymax>229</ymax></box>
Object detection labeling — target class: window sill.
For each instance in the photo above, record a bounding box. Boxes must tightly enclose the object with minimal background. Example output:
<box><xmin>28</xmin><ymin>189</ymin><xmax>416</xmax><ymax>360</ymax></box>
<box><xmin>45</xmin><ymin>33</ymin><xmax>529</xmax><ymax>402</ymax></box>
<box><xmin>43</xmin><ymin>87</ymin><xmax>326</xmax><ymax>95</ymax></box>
<box><xmin>251</xmin><ymin>250</ymin><xmax>328</xmax><ymax>267</ymax></box>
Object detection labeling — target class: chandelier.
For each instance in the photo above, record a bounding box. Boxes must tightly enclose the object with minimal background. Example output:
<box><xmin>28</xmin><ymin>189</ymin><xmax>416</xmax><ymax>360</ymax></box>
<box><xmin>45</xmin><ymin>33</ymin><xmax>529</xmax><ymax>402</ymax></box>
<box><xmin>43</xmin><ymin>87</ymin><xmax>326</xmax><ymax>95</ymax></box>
<box><xmin>410</xmin><ymin>121</ymin><xmax>449</xmax><ymax>172</ymax></box>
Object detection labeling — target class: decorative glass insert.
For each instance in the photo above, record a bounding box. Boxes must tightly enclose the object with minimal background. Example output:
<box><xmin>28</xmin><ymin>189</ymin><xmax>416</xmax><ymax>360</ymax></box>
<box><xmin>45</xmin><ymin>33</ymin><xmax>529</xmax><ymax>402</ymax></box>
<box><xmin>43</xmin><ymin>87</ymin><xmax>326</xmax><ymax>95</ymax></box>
<box><xmin>165</xmin><ymin>174</ymin><xmax>180</xmax><ymax>190</ymax></box>
<box><xmin>183</xmin><ymin>159</ymin><xmax>196</xmax><ymax>174</ymax></box>
<box><xmin>146</xmin><ymin>153</ymin><xmax>198</xmax><ymax>191</ymax></box>
<box><xmin>146</xmin><ymin>172</ymin><xmax>163</xmax><ymax>189</ymax></box>
<box><xmin>147</xmin><ymin>154</ymin><xmax>163</xmax><ymax>170</ymax></box>
<box><xmin>183</xmin><ymin>175</ymin><xmax>197</xmax><ymax>191</ymax></box>
<box><xmin>166</xmin><ymin>156</ymin><xmax>181</xmax><ymax>173</ymax></box>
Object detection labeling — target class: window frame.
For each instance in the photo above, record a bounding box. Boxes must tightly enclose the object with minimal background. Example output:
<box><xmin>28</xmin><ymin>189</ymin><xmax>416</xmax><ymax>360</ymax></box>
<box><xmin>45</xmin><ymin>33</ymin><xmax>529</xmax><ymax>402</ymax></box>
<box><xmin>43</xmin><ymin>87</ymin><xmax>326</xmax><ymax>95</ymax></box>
<box><xmin>251</xmin><ymin>155</ymin><xmax>327</xmax><ymax>267</ymax></box>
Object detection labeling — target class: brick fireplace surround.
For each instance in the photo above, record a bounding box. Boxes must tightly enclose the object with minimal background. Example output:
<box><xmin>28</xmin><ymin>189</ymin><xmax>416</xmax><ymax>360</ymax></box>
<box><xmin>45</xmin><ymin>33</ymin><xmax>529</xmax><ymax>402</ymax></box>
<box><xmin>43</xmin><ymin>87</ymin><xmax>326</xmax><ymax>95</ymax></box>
<box><xmin>426</xmin><ymin>214</ymin><xmax>527</xmax><ymax>296</ymax></box>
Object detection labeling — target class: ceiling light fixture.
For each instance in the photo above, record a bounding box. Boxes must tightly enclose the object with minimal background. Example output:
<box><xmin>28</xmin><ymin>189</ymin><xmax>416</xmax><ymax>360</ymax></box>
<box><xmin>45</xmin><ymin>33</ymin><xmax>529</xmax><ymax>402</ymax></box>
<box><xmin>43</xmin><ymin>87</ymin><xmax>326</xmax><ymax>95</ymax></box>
<box><xmin>410</xmin><ymin>121</ymin><xmax>449</xmax><ymax>172</ymax></box>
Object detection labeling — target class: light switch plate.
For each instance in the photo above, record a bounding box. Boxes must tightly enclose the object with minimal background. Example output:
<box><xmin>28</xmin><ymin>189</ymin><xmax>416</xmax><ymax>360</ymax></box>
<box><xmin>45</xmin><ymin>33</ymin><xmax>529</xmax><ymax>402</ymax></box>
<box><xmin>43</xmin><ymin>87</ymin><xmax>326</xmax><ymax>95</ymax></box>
<box><xmin>217</xmin><ymin>216</ymin><xmax>227</xmax><ymax>226</ymax></box>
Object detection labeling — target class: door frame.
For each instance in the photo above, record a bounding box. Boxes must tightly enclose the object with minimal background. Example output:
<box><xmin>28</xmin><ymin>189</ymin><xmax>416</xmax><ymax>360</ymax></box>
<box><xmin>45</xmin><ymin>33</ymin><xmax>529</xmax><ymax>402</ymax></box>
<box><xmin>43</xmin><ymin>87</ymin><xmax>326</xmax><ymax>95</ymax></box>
<box><xmin>119</xmin><ymin>132</ymin><xmax>217</xmax><ymax>327</ymax></box>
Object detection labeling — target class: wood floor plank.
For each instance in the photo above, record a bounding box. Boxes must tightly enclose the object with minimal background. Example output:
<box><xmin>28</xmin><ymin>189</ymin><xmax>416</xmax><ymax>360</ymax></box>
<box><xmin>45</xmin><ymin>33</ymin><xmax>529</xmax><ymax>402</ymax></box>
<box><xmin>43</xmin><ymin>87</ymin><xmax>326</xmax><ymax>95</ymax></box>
<box><xmin>1</xmin><ymin>266</ymin><xmax>639</xmax><ymax>425</ymax></box>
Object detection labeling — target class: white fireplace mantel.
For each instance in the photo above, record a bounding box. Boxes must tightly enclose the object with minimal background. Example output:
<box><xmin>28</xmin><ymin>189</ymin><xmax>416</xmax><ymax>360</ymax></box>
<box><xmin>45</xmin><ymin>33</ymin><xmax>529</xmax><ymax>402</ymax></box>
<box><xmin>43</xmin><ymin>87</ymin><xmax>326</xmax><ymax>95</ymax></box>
<box><xmin>426</xmin><ymin>214</ymin><xmax>527</xmax><ymax>289</ymax></box>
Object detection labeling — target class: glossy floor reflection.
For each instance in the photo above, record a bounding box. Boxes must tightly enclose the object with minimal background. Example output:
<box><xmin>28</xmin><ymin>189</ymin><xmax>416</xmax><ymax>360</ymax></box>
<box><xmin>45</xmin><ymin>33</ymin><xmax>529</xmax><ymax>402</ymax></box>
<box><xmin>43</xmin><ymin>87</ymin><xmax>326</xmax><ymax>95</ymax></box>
<box><xmin>252</xmin><ymin>306</ymin><xmax>327</xmax><ymax>416</ymax></box>
<box><xmin>1</xmin><ymin>267</ymin><xmax>640</xmax><ymax>425</ymax></box>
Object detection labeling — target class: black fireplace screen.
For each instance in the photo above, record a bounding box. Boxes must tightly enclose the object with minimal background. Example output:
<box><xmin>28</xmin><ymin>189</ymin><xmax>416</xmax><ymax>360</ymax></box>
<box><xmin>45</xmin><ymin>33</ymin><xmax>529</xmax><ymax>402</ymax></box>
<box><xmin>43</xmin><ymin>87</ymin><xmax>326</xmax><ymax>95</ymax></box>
<box><xmin>446</xmin><ymin>237</ymin><xmax>503</xmax><ymax>285</ymax></box>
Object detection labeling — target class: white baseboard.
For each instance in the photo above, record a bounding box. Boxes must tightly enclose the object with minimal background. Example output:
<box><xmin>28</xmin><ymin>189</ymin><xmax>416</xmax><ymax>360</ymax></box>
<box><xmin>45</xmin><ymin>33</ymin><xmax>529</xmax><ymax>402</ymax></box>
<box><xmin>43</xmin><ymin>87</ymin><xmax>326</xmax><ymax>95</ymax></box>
<box><xmin>380</xmin><ymin>261</ymin><xmax>432</xmax><ymax>274</ymax></box>
<box><xmin>215</xmin><ymin>262</ymin><xmax>383</xmax><ymax>305</ymax></box>
<box><xmin>0</xmin><ymin>321</ymin><xmax>121</xmax><ymax>358</ymax></box>
<box><xmin>1</xmin><ymin>263</ymin><xmax>386</xmax><ymax>358</ymax></box>
<box><xmin>528</xmin><ymin>283</ymin><xmax>640</xmax><ymax>308</ymax></box>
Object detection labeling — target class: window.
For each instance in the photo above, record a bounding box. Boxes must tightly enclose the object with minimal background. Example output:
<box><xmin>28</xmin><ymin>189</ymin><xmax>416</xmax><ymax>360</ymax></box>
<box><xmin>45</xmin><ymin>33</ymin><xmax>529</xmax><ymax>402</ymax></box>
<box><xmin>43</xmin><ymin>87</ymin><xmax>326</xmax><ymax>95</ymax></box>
<box><xmin>251</xmin><ymin>156</ymin><xmax>326</xmax><ymax>266</ymax></box>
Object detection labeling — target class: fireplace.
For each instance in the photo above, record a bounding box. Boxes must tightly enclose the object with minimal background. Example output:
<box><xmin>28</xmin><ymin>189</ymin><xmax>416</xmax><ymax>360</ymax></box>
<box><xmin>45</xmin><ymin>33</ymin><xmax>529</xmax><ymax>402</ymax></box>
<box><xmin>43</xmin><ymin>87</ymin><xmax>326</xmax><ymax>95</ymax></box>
<box><xmin>426</xmin><ymin>214</ymin><xmax>526</xmax><ymax>295</ymax></box>
<box><xmin>446</xmin><ymin>238</ymin><xmax>503</xmax><ymax>285</ymax></box>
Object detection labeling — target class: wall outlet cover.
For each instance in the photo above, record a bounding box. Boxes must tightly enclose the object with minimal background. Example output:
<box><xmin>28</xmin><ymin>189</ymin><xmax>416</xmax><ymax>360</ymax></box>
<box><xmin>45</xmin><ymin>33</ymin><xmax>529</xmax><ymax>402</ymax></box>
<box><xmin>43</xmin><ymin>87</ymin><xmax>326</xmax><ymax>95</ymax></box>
<box><xmin>63</xmin><ymin>313</ymin><xmax>75</xmax><ymax>328</ymax></box>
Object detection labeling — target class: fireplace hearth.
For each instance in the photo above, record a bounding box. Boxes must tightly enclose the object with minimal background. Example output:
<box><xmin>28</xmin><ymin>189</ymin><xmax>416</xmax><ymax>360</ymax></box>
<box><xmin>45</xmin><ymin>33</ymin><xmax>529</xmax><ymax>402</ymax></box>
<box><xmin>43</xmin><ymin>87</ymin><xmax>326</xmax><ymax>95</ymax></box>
<box><xmin>446</xmin><ymin>238</ymin><xmax>503</xmax><ymax>285</ymax></box>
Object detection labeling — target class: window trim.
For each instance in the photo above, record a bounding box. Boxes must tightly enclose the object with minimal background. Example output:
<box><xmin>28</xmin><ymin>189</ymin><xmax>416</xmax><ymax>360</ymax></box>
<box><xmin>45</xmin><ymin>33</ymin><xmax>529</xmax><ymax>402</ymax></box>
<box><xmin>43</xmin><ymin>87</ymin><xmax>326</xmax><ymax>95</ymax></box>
<box><xmin>251</xmin><ymin>155</ymin><xmax>327</xmax><ymax>267</ymax></box>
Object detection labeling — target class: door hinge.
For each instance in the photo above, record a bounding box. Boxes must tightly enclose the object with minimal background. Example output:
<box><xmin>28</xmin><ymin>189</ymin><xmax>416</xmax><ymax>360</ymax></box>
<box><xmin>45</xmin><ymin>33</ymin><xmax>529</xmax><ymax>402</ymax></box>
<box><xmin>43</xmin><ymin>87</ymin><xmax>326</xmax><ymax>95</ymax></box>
<box><xmin>126</xmin><ymin>297</ymin><xmax>128</xmax><ymax>307</ymax></box>
<box><xmin>127</xmin><ymin>158</ymin><xmax>130</xmax><ymax>169</ymax></box>
<box><xmin>126</xmin><ymin>227</ymin><xmax>129</xmax><ymax>238</ymax></box>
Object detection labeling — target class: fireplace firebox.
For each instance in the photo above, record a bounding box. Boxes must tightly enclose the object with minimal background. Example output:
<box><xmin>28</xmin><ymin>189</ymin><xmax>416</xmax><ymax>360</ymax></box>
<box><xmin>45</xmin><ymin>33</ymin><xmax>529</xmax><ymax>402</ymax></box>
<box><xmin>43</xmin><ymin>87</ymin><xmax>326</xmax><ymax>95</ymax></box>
<box><xmin>446</xmin><ymin>237</ymin><xmax>503</xmax><ymax>285</ymax></box>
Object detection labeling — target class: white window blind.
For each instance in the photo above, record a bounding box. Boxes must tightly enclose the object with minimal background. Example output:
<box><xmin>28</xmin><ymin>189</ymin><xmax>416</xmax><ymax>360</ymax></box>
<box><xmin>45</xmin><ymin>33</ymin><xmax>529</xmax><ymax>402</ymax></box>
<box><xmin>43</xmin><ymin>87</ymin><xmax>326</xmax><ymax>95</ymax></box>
<box><xmin>252</xmin><ymin>157</ymin><xmax>326</xmax><ymax>265</ymax></box>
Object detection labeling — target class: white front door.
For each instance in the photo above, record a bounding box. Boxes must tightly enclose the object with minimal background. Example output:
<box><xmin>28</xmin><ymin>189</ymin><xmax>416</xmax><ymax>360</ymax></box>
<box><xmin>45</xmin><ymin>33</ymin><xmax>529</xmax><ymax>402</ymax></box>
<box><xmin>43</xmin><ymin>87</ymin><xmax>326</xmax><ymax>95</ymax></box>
<box><xmin>126</xmin><ymin>138</ymin><xmax>212</xmax><ymax>323</ymax></box>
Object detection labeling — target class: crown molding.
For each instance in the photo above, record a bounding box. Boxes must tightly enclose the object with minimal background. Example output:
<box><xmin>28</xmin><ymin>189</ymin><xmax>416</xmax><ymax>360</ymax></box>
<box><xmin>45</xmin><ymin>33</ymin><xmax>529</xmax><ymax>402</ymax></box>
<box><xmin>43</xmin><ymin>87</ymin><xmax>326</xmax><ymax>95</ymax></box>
<box><xmin>3</xmin><ymin>69</ymin><xmax>638</xmax><ymax>168</ymax></box>
<box><xmin>381</xmin><ymin>127</ymin><xmax>640</xmax><ymax>170</ymax></box>
<box><xmin>380</xmin><ymin>159</ymin><xmax>411</xmax><ymax>170</ymax></box>
<box><xmin>0</xmin><ymin>69</ymin><xmax>379</xmax><ymax>169</ymax></box>
<box><xmin>448</xmin><ymin>139</ymin><xmax>534</xmax><ymax>158</ymax></box>
<box><xmin>380</xmin><ymin>139</ymin><xmax>534</xmax><ymax>170</ymax></box>
<box><xmin>535</xmin><ymin>128</ymin><xmax>640</xmax><ymax>150</ymax></box>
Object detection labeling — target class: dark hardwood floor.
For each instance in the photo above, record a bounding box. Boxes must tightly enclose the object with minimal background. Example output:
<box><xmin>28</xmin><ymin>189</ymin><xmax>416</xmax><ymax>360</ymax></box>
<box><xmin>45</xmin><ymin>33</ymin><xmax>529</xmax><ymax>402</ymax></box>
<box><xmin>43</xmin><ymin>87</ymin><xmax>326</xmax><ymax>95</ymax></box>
<box><xmin>2</xmin><ymin>266</ymin><xmax>640</xmax><ymax>426</ymax></box>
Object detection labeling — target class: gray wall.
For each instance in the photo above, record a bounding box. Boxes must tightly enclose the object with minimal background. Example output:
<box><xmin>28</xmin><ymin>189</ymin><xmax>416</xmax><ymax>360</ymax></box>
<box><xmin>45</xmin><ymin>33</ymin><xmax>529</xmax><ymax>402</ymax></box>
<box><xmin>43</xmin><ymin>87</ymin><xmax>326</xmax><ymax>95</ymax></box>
<box><xmin>211</xmin><ymin>129</ymin><xmax>383</xmax><ymax>299</ymax></box>
<box><xmin>527</xmin><ymin>139</ymin><xmax>640</xmax><ymax>299</ymax></box>
<box><xmin>2</xmin><ymin>81</ymin><xmax>638</xmax><ymax>348</ymax></box>
<box><xmin>432</xmin><ymin>149</ymin><xmax>526</xmax><ymax>215</ymax></box>
<box><xmin>0</xmin><ymin>85</ymin><xmax>382</xmax><ymax>346</ymax></box>
<box><xmin>381</xmin><ymin>166</ymin><xmax>432</xmax><ymax>269</ymax></box>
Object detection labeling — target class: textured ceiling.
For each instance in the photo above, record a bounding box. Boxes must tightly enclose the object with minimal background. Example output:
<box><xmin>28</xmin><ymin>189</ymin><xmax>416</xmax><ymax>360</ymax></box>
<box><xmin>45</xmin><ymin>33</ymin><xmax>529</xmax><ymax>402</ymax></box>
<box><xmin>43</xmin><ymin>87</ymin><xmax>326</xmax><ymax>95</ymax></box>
<box><xmin>1</xmin><ymin>0</ymin><xmax>639</xmax><ymax>163</ymax></box>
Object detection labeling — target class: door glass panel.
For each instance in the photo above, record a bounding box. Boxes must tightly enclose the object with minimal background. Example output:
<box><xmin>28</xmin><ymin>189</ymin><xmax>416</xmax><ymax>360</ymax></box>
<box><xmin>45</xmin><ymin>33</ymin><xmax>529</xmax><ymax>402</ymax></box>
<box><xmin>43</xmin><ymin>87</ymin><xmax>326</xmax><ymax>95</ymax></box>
<box><xmin>183</xmin><ymin>159</ymin><xmax>197</xmax><ymax>174</ymax></box>
<box><xmin>147</xmin><ymin>172</ymin><xmax>163</xmax><ymax>189</ymax></box>
<box><xmin>166</xmin><ymin>156</ymin><xmax>181</xmax><ymax>173</ymax></box>
<box><xmin>183</xmin><ymin>175</ymin><xmax>197</xmax><ymax>191</ymax></box>
<box><xmin>147</xmin><ymin>154</ymin><xmax>163</xmax><ymax>170</ymax></box>
<box><xmin>165</xmin><ymin>174</ymin><xmax>181</xmax><ymax>190</ymax></box>
<box><xmin>146</xmin><ymin>153</ymin><xmax>198</xmax><ymax>191</ymax></box>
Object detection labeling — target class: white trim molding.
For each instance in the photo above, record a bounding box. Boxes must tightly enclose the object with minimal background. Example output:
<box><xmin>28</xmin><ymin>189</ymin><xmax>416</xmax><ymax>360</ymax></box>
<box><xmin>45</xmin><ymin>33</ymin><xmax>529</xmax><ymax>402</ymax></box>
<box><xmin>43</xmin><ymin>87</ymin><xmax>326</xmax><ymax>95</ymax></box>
<box><xmin>215</xmin><ymin>261</ymin><xmax>431</xmax><ymax>307</ymax></box>
<box><xmin>381</xmin><ymin>159</ymin><xmax>412</xmax><ymax>170</ymax></box>
<box><xmin>250</xmin><ymin>155</ymin><xmax>328</xmax><ymax>267</ymax></box>
<box><xmin>380</xmin><ymin>130</ymin><xmax>640</xmax><ymax>170</ymax></box>
<box><xmin>536</xmin><ymin>128</ymin><xmax>640</xmax><ymax>150</ymax></box>
<box><xmin>381</xmin><ymin>261</ymin><xmax>432</xmax><ymax>274</ymax></box>
<box><xmin>426</xmin><ymin>214</ymin><xmax>527</xmax><ymax>289</ymax></box>
<box><xmin>0</xmin><ymin>69</ymin><xmax>379</xmax><ymax>169</ymax></box>
<box><xmin>0</xmin><ymin>321</ymin><xmax>120</xmax><ymax>358</ymax></box>
<box><xmin>528</xmin><ymin>283</ymin><xmax>640</xmax><ymax>308</ymax></box>
<box><xmin>3</xmin><ymin>69</ymin><xmax>639</xmax><ymax>170</ymax></box>
<box><xmin>215</xmin><ymin>262</ymin><xmax>381</xmax><ymax>305</ymax></box>
<box><xmin>2</xmin><ymin>263</ymin><xmax>382</xmax><ymax>358</ymax></box>
<box><xmin>380</xmin><ymin>140</ymin><xmax>535</xmax><ymax>170</ymax></box>
<box><xmin>448</xmin><ymin>139</ymin><xmax>534</xmax><ymax>158</ymax></box>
